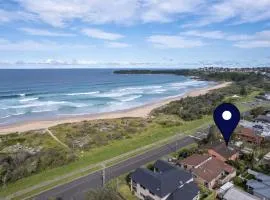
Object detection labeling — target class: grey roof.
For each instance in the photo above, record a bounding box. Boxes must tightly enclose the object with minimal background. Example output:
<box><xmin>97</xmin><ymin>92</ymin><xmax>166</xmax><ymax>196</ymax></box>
<box><xmin>255</xmin><ymin>115</ymin><xmax>270</xmax><ymax>123</ymax></box>
<box><xmin>255</xmin><ymin>173</ymin><xmax>270</xmax><ymax>186</ymax></box>
<box><xmin>131</xmin><ymin>160</ymin><xmax>192</xmax><ymax>197</ymax></box>
<box><xmin>154</xmin><ymin>159</ymin><xmax>177</xmax><ymax>173</ymax></box>
<box><xmin>223</xmin><ymin>187</ymin><xmax>259</xmax><ymax>200</ymax></box>
<box><xmin>247</xmin><ymin>180</ymin><xmax>270</xmax><ymax>199</ymax></box>
<box><xmin>248</xmin><ymin>170</ymin><xmax>270</xmax><ymax>186</ymax></box>
<box><xmin>167</xmin><ymin>182</ymin><xmax>199</xmax><ymax>200</ymax></box>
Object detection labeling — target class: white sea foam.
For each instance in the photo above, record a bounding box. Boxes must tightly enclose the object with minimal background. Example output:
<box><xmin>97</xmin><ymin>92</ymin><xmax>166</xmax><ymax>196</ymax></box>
<box><xmin>94</xmin><ymin>85</ymin><xmax>163</xmax><ymax>98</ymax></box>
<box><xmin>66</xmin><ymin>91</ymin><xmax>100</xmax><ymax>96</ymax></box>
<box><xmin>19</xmin><ymin>97</ymin><xmax>39</xmax><ymax>103</ymax></box>
<box><xmin>32</xmin><ymin>108</ymin><xmax>58</xmax><ymax>113</ymax></box>
<box><xmin>95</xmin><ymin>91</ymin><xmax>135</xmax><ymax>98</ymax></box>
<box><xmin>170</xmin><ymin>80</ymin><xmax>203</xmax><ymax>87</ymax></box>
<box><xmin>12</xmin><ymin>112</ymin><xmax>26</xmax><ymax>116</ymax></box>
<box><xmin>116</xmin><ymin>95</ymin><xmax>142</xmax><ymax>102</ymax></box>
<box><xmin>0</xmin><ymin>115</ymin><xmax>10</xmax><ymax>119</ymax></box>
<box><xmin>7</xmin><ymin>101</ymin><xmax>87</xmax><ymax>109</ymax></box>
<box><xmin>148</xmin><ymin>89</ymin><xmax>167</xmax><ymax>94</ymax></box>
<box><xmin>19</xmin><ymin>93</ymin><xmax>26</xmax><ymax>97</ymax></box>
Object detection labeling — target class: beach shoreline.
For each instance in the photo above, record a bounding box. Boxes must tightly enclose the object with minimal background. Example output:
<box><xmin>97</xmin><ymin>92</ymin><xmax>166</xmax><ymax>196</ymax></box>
<box><xmin>0</xmin><ymin>82</ymin><xmax>231</xmax><ymax>134</ymax></box>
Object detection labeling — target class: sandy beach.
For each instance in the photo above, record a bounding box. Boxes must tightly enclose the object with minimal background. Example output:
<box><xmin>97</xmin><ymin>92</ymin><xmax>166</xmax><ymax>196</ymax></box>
<box><xmin>0</xmin><ymin>82</ymin><xmax>230</xmax><ymax>134</ymax></box>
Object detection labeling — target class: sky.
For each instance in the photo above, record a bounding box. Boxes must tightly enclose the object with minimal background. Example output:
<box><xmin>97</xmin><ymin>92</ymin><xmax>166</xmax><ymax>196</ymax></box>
<box><xmin>0</xmin><ymin>0</ymin><xmax>270</xmax><ymax>68</ymax></box>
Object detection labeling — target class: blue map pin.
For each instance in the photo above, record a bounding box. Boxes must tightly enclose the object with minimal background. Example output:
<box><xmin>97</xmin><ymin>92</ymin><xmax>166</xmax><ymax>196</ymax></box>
<box><xmin>213</xmin><ymin>103</ymin><xmax>240</xmax><ymax>146</ymax></box>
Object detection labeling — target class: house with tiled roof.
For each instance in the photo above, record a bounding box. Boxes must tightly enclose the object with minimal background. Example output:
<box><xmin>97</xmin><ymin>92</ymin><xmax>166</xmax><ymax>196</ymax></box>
<box><xmin>178</xmin><ymin>154</ymin><xmax>212</xmax><ymax>171</ymax></box>
<box><xmin>179</xmin><ymin>153</ymin><xmax>236</xmax><ymax>189</ymax></box>
<box><xmin>192</xmin><ymin>157</ymin><xmax>236</xmax><ymax>189</ymax></box>
<box><xmin>130</xmin><ymin>160</ymin><xmax>199</xmax><ymax>200</ymax></box>
<box><xmin>236</xmin><ymin>127</ymin><xmax>264</xmax><ymax>145</ymax></box>
<box><xmin>208</xmin><ymin>143</ymin><xmax>239</xmax><ymax>162</ymax></box>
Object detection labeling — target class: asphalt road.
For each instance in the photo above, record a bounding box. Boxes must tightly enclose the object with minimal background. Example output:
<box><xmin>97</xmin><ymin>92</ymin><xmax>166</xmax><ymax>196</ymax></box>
<box><xmin>34</xmin><ymin>136</ymin><xmax>195</xmax><ymax>200</ymax></box>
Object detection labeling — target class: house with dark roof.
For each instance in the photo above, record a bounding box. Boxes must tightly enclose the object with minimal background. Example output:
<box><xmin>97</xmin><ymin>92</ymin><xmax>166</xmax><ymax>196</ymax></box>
<box><xmin>208</xmin><ymin>143</ymin><xmax>239</xmax><ymax>162</ymax></box>
<box><xmin>255</xmin><ymin>115</ymin><xmax>270</xmax><ymax>124</ymax></box>
<box><xmin>154</xmin><ymin>160</ymin><xmax>177</xmax><ymax>173</ymax></box>
<box><xmin>130</xmin><ymin>160</ymin><xmax>199</xmax><ymax>200</ymax></box>
<box><xmin>247</xmin><ymin>170</ymin><xmax>270</xmax><ymax>200</ymax></box>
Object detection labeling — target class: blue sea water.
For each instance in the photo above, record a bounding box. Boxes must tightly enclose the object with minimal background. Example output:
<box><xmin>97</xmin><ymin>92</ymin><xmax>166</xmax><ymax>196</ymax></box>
<box><xmin>0</xmin><ymin>68</ymin><xmax>212</xmax><ymax>126</ymax></box>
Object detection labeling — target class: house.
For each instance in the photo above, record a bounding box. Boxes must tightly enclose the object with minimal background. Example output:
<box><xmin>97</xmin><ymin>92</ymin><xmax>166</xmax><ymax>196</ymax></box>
<box><xmin>217</xmin><ymin>182</ymin><xmax>234</xmax><ymax>196</ymax></box>
<box><xmin>178</xmin><ymin>154</ymin><xmax>212</xmax><ymax>171</ymax></box>
<box><xmin>223</xmin><ymin>186</ymin><xmax>260</xmax><ymax>200</ymax></box>
<box><xmin>236</xmin><ymin>128</ymin><xmax>264</xmax><ymax>145</ymax></box>
<box><xmin>240</xmin><ymin>119</ymin><xmax>270</xmax><ymax>139</ymax></box>
<box><xmin>192</xmin><ymin>157</ymin><xmax>236</xmax><ymax>189</ymax></box>
<box><xmin>247</xmin><ymin>170</ymin><xmax>270</xmax><ymax>200</ymax></box>
<box><xmin>208</xmin><ymin>143</ymin><xmax>239</xmax><ymax>162</ymax></box>
<box><xmin>255</xmin><ymin>115</ymin><xmax>270</xmax><ymax>124</ymax></box>
<box><xmin>130</xmin><ymin>160</ymin><xmax>200</xmax><ymax>200</ymax></box>
<box><xmin>263</xmin><ymin>152</ymin><xmax>270</xmax><ymax>165</ymax></box>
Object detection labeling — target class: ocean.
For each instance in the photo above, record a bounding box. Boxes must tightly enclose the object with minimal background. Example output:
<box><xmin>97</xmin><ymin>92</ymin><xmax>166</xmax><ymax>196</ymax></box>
<box><xmin>0</xmin><ymin>68</ymin><xmax>212</xmax><ymax>126</ymax></box>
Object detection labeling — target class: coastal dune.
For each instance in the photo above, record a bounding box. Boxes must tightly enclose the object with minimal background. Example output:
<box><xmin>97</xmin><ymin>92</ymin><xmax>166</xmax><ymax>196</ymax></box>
<box><xmin>0</xmin><ymin>82</ymin><xmax>230</xmax><ymax>134</ymax></box>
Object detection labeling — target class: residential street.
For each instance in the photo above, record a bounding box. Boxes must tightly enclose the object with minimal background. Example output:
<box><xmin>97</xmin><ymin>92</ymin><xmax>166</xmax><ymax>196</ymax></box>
<box><xmin>34</xmin><ymin>136</ymin><xmax>195</xmax><ymax>200</ymax></box>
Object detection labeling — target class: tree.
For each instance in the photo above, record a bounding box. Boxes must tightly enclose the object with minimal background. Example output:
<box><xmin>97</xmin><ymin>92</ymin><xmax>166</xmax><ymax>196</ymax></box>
<box><xmin>250</xmin><ymin>106</ymin><xmax>266</xmax><ymax>117</ymax></box>
<box><xmin>240</xmin><ymin>85</ymin><xmax>247</xmax><ymax>96</ymax></box>
<box><xmin>207</xmin><ymin>125</ymin><xmax>221</xmax><ymax>142</ymax></box>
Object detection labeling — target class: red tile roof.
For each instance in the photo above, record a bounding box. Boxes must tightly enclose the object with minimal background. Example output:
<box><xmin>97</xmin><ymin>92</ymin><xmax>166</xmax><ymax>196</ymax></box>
<box><xmin>193</xmin><ymin>158</ymin><xmax>235</xmax><ymax>182</ymax></box>
<box><xmin>209</xmin><ymin>143</ymin><xmax>238</xmax><ymax>159</ymax></box>
<box><xmin>180</xmin><ymin>154</ymin><xmax>210</xmax><ymax>167</ymax></box>
<box><xmin>238</xmin><ymin>128</ymin><xmax>255</xmax><ymax>138</ymax></box>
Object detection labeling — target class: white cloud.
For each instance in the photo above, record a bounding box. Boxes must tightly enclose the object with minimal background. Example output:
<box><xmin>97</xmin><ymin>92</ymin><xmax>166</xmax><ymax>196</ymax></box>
<box><xmin>183</xmin><ymin>0</ymin><xmax>270</xmax><ymax>27</ymax></box>
<box><xmin>234</xmin><ymin>40</ymin><xmax>270</xmax><ymax>48</ymax></box>
<box><xmin>16</xmin><ymin>0</ymin><xmax>139</xmax><ymax>27</ymax></box>
<box><xmin>182</xmin><ymin>30</ymin><xmax>226</xmax><ymax>39</ymax></box>
<box><xmin>180</xmin><ymin>29</ymin><xmax>270</xmax><ymax>48</ymax></box>
<box><xmin>141</xmin><ymin>0</ymin><xmax>204</xmax><ymax>23</ymax></box>
<box><xmin>15</xmin><ymin>0</ymin><xmax>205</xmax><ymax>26</ymax></box>
<box><xmin>20</xmin><ymin>28</ymin><xmax>75</xmax><ymax>37</ymax></box>
<box><xmin>147</xmin><ymin>35</ymin><xmax>205</xmax><ymax>48</ymax></box>
<box><xmin>0</xmin><ymin>9</ymin><xmax>36</xmax><ymax>23</ymax></box>
<box><xmin>0</xmin><ymin>39</ymin><xmax>90</xmax><ymax>51</ymax></box>
<box><xmin>2</xmin><ymin>0</ymin><xmax>269</xmax><ymax>28</ymax></box>
<box><xmin>82</xmin><ymin>28</ymin><xmax>124</xmax><ymax>40</ymax></box>
<box><xmin>106</xmin><ymin>42</ymin><xmax>130</xmax><ymax>48</ymax></box>
<box><xmin>228</xmin><ymin>30</ymin><xmax>270</xmax><ymax>48</ymax></box>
